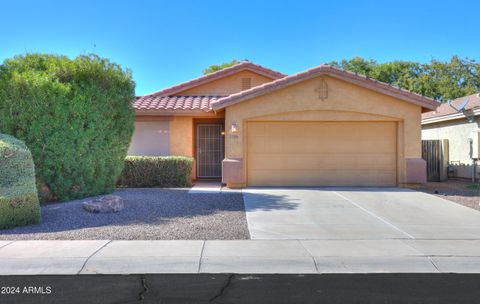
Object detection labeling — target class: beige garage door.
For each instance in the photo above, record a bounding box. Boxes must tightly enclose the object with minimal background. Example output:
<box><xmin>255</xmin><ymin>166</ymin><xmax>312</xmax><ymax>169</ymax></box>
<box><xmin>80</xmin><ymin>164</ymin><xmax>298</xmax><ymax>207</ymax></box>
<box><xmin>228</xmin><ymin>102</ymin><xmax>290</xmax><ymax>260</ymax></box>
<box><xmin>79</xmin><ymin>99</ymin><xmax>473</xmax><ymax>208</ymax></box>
<box><xmin>247</xmin><ymin>121</ymin><xmax>397</xmax><ymax>186</ymax></box>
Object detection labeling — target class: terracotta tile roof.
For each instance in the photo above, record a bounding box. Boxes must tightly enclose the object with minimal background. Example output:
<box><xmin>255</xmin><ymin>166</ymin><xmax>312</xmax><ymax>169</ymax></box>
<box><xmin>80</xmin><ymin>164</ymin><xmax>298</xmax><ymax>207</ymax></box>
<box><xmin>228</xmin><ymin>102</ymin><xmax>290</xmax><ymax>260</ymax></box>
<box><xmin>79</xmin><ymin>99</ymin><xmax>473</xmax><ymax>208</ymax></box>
<box><xmin>134</xmin><ymin>95</ymin><xmax>223</xmax><ymax>112</ymax></box>
<box><xmin>211</xmin><ymin>64</ymin><xmax>439</xmax><ymax>111</ymax></box>
<box><xmin>142</xmin><ymin>61</ymin><xmax>286</xmax><ymax>98</ymax></box>
<box><xmin>422</xmin><ymin>93</ymin><xmax>480</xmax><ymax>120</ymax></box>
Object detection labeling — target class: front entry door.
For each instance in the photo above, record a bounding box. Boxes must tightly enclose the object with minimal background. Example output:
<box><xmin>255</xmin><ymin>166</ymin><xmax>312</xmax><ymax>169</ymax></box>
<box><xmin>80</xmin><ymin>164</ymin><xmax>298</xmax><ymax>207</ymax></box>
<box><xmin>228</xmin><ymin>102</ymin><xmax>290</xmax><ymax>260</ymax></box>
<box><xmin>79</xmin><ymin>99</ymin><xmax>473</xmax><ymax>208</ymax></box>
<box><xmin>196</xmin><ymin>124</ymin><xmax>224</xmax><ymax>178</ymax></box>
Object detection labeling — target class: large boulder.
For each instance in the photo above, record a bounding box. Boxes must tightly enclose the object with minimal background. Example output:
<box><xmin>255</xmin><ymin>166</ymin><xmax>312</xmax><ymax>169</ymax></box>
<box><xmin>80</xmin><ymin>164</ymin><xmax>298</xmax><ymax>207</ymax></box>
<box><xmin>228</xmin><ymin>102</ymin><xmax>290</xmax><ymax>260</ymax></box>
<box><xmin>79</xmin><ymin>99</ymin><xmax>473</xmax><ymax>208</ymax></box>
<box><xmin>83</xmin><ymin>195</ymin><xmax>124</xmax><ymax>213</ymax></box>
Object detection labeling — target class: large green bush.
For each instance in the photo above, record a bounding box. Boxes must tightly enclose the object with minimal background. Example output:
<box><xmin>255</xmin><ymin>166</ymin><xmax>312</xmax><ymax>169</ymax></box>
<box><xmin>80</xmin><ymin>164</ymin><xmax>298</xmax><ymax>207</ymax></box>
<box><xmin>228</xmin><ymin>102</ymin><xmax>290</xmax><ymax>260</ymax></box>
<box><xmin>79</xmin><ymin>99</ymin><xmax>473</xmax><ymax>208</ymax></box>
<box><xmin>0</xmin><ymin>54</ymin><xmax>135</xmax><ymax>202</ymax></box>
<box><xmin>0</xmin><ymin>134</ymin><xmax>41</xmax><ymax>229</ymax></box>
<box><xmin>117</xmin><ymin>156</ymin><xmax>194</xmax><ymax>188</ymax></box>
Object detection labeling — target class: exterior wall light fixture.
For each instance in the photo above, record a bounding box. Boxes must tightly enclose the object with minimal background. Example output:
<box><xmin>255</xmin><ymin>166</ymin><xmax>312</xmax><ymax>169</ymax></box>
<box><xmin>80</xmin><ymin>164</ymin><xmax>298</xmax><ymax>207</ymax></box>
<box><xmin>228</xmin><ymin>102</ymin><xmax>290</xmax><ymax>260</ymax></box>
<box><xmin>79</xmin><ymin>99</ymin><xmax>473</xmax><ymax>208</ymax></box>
<box><xmin>230</xmin><ymin>121</ymin><xmax>238</xmax><ymax>134</ymax></box>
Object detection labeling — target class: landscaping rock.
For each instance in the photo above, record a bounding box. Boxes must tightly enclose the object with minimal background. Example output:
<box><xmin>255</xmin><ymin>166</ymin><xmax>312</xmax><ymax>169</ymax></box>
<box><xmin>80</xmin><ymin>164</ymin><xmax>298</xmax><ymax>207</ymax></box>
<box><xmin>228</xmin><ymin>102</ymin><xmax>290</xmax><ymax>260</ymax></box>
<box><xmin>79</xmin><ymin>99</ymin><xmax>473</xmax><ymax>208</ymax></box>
<box><xmin>0</xmin><ymin>189</ymin><xmax>249</xmax><ymax>240</ymax></box>
<box><xmin>83</xmin><ymin>195</ymin><xmax>124</xmax><ymax>213</ymax></box>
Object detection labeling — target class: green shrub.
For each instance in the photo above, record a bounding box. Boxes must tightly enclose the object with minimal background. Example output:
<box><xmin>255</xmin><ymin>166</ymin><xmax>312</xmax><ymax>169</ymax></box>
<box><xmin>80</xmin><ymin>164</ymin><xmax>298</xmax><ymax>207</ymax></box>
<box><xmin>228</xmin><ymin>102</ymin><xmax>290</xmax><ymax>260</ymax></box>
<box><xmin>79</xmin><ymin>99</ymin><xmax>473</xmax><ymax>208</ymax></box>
<box><xmin>0</xmin><ymin>54</ymin><xmax>135</xmax><ymax>202</ymax></box>
<box><xmin>0</xmin><ymin>134</ymin><xmax>41</xmax><ymax>229</ymax></box>
<box><xmin>117</xmin><ymin>156</ymin><xmax>194</xmax><ymax>188</ymax></box>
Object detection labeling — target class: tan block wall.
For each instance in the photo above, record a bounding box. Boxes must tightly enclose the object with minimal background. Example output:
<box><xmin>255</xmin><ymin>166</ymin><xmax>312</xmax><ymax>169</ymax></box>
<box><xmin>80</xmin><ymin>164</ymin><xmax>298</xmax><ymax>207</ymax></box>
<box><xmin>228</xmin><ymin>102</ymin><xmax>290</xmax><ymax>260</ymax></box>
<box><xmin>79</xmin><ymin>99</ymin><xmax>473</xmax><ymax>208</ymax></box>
<box><xmin>175</xmin><ymin>71</ymin><xmax>273</xmax><ymax>96</ymax></box>
<box><xmin>224</xmin><ymin>75</ymin><xmax>423</xmax><ymax>185</ymax></box>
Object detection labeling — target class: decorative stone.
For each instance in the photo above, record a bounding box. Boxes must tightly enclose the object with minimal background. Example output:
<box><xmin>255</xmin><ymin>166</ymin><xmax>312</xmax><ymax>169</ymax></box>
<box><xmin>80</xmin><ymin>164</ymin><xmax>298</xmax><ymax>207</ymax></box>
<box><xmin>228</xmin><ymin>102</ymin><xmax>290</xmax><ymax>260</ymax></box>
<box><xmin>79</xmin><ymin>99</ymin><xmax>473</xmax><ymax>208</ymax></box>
<box><xmin>83</xmin><ymin>195</ymin><xmax>124</xmax><ymax>213</ymax></box>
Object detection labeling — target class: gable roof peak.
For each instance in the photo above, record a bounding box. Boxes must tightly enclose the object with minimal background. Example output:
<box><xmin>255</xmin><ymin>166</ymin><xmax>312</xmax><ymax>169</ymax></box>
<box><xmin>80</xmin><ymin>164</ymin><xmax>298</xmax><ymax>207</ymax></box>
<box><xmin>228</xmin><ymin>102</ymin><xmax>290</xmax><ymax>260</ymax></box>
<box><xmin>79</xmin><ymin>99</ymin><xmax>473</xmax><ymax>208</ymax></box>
<box><xmin>211</xmin><ymin>63</ymin><xmax>439</xmax><ymax>111</ymax></box>
<box><xmin>141</xmin><ymin>61</ymin><xmax>286</xmax><ymax>98</ymax></box>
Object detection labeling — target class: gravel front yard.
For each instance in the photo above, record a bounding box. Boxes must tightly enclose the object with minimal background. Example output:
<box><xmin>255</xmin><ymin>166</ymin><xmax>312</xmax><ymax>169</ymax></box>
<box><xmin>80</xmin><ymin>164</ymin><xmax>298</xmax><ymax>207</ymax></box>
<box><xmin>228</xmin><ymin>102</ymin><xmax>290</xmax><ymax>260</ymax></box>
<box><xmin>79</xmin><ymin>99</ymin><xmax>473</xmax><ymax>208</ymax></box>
<box><xmin>0</xmin><ymin>189</ymin><xmax>249</xmax><ymax>240</ymax></box>
<box><xmin>407</xmin><ymin>179</ymin><xmax>480</xmax><ymax>211</ymax></box>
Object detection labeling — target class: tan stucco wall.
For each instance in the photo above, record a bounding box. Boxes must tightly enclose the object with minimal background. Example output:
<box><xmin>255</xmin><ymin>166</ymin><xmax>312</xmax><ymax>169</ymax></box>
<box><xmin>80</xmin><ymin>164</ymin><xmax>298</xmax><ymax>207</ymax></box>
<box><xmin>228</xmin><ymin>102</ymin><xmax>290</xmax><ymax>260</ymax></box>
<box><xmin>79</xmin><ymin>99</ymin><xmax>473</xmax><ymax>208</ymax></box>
<box><xmin>169</xmin><ymin>116</ymin><xmax>194</xmax><ymax>157</ymax></box>
<box><xmin>169</xmin><ymin>116</ymin><xmax>196</xmax><ymax>179</ymax></box>
<box><xmin>224</xmin><ymin>75</ymin><xmax>423</xmax><ymax>186</ymax></box>
<box><xmin>422</xmin><ymin>117</ymin><xmax>480</xmax><ymax>179</ymax></box>
<box><xmin>175</xmin><ymin>71</ymin><xmax>274</xmax><ymax>96</ymax></box>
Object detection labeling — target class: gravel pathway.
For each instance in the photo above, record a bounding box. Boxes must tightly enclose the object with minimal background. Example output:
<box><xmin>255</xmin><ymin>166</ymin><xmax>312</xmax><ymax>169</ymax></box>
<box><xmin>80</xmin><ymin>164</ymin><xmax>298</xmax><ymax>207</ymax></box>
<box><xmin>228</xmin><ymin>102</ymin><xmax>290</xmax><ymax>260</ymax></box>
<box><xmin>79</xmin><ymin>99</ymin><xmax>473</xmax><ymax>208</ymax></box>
<box><xmin>407</xmin><ymin>180</ymin><xmax>480</xmax><ymax>211</ymax></box>
<box><xmin>0</xmin><ymin>188</ymin><xmax>250</xmax><ymax>240</ymax></box>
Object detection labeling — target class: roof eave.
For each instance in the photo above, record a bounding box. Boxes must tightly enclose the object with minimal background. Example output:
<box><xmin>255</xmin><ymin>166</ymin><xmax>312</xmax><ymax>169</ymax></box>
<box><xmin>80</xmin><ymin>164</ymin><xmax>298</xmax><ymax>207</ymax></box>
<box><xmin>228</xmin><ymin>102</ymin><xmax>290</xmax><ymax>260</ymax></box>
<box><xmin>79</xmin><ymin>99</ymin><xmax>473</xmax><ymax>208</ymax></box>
<box><xmin>135</xmin><ymin>109</ymin><xmax>217</xmax><ymax>117</ymax></box>
<box><xmin>422</xmin><ymin>108</ymin><xmax>480</xmax><ymax>125</ymax></box>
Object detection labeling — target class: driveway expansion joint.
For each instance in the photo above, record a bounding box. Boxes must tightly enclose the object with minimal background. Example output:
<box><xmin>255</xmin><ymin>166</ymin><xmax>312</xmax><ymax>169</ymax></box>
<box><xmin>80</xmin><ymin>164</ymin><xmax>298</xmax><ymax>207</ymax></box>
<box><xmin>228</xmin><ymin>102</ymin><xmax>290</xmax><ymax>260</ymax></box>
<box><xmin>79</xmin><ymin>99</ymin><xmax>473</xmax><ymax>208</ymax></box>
<box><xmin>197</xmin><ymin>240</ymin><xmax>206</xmax><ymax>273</ymax></box>
<box><xmin>77</xmin><ymin>240</ymin><xmax>112</xmax><ymax>274</ymax></box>
<box><xmin>332</xmin><ymin>191</ymin><xmax>416</xmax><ymax>240</ymax></box>
<box><xmin>0</xmin><ymin>240</ymin><xmax>14</xmax><ymax>249</ymax></box>
<box><xmin>427</xmin><ymin>257</ymin><xmax>441</xmax><ymax>272</ymax></box>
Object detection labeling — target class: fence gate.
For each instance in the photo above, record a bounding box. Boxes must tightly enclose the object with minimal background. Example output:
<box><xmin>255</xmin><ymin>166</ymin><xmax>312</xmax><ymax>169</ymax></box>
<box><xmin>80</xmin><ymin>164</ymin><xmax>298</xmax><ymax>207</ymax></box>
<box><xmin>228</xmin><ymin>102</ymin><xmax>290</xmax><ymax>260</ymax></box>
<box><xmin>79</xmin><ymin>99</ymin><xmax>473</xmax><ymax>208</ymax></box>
<box><xmin>422</xmin><ymin>140</ymin><xmax>442</xmax><ymax>182</ymax></box>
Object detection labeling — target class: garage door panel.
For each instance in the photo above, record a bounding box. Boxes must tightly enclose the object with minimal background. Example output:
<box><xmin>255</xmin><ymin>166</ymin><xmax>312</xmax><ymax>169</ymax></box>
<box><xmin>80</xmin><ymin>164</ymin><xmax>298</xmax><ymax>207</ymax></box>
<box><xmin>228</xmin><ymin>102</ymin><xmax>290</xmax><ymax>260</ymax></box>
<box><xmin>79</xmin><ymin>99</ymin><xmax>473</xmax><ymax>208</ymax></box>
<box><xmin>298</xmin><ymin>137</ymin><xmax>394</xmax><ymax>153</ymax></box>
<box><xmin>249</xmin><ymin>137</ymin><xmax>394</xmax><ymax>154</ymax></box>
<box><xmin>247</xmin><ymin>136</ymin><xmax>266</xmax><ymax>153</ymax></box>
<box><xmin>248</xmin><ymin>123</ymin><xmax>267</xmax><ymax>136</ymax></box>
<box><xmin>256</xmin><ymin>122</ymin><xmax>396</xmax><ymax>138</ymax></box>
<box><xmin>249</xmin><ymin>153</ymin><xmax>396</xmax><ymax>171</ymax></box>
<box><xmin>248</xmin><ymin>169</ymin><xmax>397</xmax><ymax>187</ymax></box>
<box><xmin>345</xmin><ymin>138</ymin><xmax>395</xmax><ymax>153</ymax></box>
<box><xmin>247</xmin><ymin>121</ymin><xmax>397</xmax><ymax>186</ymax></box>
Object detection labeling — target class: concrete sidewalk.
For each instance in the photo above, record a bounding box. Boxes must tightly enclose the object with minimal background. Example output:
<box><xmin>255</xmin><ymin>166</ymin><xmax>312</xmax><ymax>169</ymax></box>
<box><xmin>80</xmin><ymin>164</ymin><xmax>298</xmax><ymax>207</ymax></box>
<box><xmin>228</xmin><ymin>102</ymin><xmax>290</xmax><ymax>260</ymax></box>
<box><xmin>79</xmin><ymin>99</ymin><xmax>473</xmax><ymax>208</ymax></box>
<box><xmin>1</xmin><ymin>239</ymin><xmax>480</xmax><ymax>274</ymax></box>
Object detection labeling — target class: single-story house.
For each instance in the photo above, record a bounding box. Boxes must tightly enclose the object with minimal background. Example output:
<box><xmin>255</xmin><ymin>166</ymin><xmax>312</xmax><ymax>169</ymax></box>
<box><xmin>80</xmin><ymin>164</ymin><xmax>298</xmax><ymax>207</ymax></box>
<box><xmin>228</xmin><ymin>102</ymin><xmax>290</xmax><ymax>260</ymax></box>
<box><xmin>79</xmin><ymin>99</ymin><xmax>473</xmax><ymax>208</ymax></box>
<box><xmin>129</xmin><ymin>61</ymin><xmax>438</xmax><ymax>188</ymax></box>
<box><xmin>422</xmin><ymin>93</ymin><xmax>480</xmax><ymax>180</ymax></box>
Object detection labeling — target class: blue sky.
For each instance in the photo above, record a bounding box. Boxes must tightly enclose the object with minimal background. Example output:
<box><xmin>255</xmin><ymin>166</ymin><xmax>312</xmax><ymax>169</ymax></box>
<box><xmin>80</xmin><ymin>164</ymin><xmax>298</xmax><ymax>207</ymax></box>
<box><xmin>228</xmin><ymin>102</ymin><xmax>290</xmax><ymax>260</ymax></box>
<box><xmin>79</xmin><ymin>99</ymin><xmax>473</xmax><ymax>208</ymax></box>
<box><xmin>1</xmin><ymin>0</ymin><xmax>479</xmax><ymax>95</ymax></box>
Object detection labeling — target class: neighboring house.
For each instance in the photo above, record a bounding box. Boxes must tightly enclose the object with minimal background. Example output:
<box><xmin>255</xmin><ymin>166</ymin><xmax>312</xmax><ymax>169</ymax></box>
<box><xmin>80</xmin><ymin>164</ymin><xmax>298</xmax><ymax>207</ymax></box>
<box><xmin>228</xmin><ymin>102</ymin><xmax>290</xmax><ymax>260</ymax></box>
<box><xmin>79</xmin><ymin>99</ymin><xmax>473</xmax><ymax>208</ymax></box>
<box><xmin>129</xmin><ymin>61</ymin><xmax>438</xmax><ymax>188</ymax></box>
<box><xmin>422</xmin><ymin>93</ymin><xmax>480</xmax><ymax>180</ymax></box>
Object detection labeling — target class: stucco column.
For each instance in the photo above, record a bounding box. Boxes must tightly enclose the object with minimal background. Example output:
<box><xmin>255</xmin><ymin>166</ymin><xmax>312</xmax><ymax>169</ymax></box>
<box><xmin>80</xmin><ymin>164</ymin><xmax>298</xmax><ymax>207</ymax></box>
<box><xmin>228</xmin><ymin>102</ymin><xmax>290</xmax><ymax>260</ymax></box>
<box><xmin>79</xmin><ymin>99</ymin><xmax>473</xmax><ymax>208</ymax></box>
<box><xmin>403</xmin><ymin>112</ymin><xmax>427</xmax><ymax>184</ymax></box>
<box><xmin>222</xmin><ymin>110</ymin><xmax>246</xmax><ymax>188</ymax></box>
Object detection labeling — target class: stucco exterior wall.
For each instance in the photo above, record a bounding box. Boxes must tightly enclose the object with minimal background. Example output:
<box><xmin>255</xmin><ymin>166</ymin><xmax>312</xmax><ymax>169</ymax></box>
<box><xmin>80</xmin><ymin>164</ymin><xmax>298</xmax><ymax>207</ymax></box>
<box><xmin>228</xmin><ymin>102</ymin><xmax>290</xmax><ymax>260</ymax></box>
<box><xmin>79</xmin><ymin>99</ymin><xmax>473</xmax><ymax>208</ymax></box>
<box><xmin>175</xmin><ymin>71</ymin><xmax>273</xmax><ymax>96</ymax></box>
<box><xmin>169</xmin><ymin>116</ymin><xmax>194</xmax><ymax>157</ymax></box>
<box><xmin>223</xmin><ymin>75</ymin><xmax>424</xmax><ymax>186</ymax></box>
<box><xmin>128</xmin><ymin>121</ymin><xmax>170</xmax><ymax>156</ymax></box>
<box><xmin>422</xmin><ymin>117</ymin><xmax>480</xmax><ymax>179</ymax></box>
<box><xmin>169</xmin><ymin>116</ymin><xmax>196</xmax><ymax>179</ymax></box>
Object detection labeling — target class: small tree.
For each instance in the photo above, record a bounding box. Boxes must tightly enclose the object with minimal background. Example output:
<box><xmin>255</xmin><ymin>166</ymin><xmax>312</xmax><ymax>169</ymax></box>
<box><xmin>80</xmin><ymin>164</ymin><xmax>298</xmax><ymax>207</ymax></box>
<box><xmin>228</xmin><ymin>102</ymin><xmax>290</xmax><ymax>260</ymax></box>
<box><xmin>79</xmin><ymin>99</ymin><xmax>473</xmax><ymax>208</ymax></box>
<box><xmin>0</xmin><ymin>54</ymin><xmax>135</xmax><ymax>202</ymax></box>
<box><xmin>203</xmin><ymin>59</ymin><xmax>241</xmax><ymax>75</ymax></box>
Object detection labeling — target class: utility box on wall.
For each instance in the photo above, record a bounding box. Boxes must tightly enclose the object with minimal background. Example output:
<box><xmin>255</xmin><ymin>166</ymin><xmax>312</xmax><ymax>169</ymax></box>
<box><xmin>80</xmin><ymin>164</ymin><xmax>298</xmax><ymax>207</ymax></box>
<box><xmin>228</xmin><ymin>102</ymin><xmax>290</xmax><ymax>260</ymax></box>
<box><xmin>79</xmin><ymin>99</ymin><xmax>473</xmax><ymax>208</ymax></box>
<box><xmin>470</xmin><ymin>129</ymin><xmax>480</xmax><ymax>159</ymax></box>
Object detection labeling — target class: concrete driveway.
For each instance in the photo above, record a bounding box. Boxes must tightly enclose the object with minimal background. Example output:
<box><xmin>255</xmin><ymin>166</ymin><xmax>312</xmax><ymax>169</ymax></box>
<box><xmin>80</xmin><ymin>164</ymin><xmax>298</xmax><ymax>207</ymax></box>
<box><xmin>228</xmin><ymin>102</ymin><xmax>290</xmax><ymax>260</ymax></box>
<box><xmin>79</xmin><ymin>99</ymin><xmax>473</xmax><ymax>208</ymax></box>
<box><xmin>243</xmin><ymin>187</ymin><xmax>480</xmax><ymax>240</ymax></box>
